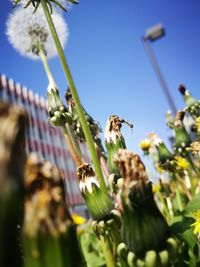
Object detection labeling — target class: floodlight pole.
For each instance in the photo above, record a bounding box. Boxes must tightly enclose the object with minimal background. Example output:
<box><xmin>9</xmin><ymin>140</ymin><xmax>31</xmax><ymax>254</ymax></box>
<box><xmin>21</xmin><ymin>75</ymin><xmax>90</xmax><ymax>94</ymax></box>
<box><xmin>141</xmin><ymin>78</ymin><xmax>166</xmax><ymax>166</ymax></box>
<box><xmin>142</xmin><ymin>32</ymin><xmax>177</xmax><ymax>116</ymax></box>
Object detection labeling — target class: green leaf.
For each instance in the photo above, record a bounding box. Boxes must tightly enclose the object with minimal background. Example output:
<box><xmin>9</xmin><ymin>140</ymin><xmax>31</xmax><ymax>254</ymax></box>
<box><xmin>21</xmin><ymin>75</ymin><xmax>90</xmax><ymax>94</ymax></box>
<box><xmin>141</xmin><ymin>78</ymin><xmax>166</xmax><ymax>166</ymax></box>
<box><xmin>184</xmin><ymin>193</ymin><xmax>200</xmax><ymax>215</ymax></box>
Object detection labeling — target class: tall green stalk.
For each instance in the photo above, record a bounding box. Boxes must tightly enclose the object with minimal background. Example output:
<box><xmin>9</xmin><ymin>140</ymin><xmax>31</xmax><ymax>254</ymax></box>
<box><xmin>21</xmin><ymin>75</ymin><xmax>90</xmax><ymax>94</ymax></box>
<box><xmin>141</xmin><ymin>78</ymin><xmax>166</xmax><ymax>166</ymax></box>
<box><xmin>40</xmin><ymin>0</ymin><xmax>107</xmax><ymax>192</ymax></box>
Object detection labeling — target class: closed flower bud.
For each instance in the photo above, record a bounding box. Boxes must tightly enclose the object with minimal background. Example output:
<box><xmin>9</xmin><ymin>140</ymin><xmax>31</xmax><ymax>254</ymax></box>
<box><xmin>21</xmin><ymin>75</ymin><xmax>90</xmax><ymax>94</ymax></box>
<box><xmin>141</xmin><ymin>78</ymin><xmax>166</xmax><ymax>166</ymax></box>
<box><xmin>150</xmin><ymin>133</ymin><xmax>173</xmax><ymax>165</ymax></box>
<box><xmin>114</xmin><ymin>149</ymin><xmax>170</xmax><ymax>256</ymax></box>
<box><xmin>179</xmin><ymin>84</ymin><xmax>200</xmax><ymax>117</ymax></box>
<box><xmin>47</xmin><ymin>85</ymin><xmax>72</xmax><ymax>126</ymax></box>
<box><xmin>104</xmin><ymin>115</ymin><xmax>133</xmax><ymax>175</ymax></box>
<box><xmin>173</xmin><ymin>111</ymin><xmax>191</xmax><ymax>155</ymax></box>
<box><xmin>77</xmin><ymin>164</ymin><xmax>113</xmax><ymax>220</ymax></box>
<box><xmin>65</xmin><ymin>88</ymin><xmax>106</xmax><ymax>158</ymax></box>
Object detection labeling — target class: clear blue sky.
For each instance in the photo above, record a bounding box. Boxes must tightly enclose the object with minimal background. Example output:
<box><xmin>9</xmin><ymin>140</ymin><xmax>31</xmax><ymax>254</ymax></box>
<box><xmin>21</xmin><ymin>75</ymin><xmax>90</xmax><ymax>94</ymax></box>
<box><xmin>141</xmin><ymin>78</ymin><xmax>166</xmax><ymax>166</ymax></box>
<box><xmin>1</xmin><ymin>0</ymin><xmax>200</xmax><ymax>155</ymax></box>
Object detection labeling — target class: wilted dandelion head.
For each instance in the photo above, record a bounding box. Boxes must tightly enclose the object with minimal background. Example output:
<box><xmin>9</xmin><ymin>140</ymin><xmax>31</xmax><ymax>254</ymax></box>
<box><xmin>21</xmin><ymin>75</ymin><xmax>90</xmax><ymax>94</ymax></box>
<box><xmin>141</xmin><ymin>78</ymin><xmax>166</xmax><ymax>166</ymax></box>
<box><xmin>6</xmin><ymin>6</ymin><xmax>68</xmax><ymax>59</ymax></box>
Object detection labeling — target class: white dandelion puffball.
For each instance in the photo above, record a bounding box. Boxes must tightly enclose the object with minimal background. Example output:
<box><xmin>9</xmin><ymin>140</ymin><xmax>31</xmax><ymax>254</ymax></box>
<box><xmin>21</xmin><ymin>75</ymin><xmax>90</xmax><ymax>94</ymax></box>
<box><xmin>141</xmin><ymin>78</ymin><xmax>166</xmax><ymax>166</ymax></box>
<box><xmin>6</xmin><ymin>6</ymin><xmax>69</xmax><ymax>59</ymax></box>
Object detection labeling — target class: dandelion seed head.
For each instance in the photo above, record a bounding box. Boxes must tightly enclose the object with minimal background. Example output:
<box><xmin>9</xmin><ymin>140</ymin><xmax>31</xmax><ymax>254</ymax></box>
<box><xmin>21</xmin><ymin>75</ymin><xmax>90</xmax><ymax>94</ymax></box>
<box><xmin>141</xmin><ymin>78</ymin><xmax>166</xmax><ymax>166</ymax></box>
<box><xmin>6</xmin><ymin>6</ymin><xmax>68</xmax><ymax>60</ymax></box>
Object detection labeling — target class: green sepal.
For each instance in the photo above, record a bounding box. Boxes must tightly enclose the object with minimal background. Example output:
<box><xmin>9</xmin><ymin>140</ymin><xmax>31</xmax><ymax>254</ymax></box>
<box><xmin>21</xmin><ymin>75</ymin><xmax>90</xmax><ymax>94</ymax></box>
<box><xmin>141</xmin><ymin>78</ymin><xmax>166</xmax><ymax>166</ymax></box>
<box><xmin>105</xmin><ymin>137</ymin><xmax>126</xmax><ymax>175</ymax></box>
<box><xmin>121</xmin><ymin>182</ymin><xmax>170</xmax><ymax>257</ymax></box>
<box><xmin>82</xmin><ymin>184</ymin><xmax>114</xmax><ymax>221</ymax></box>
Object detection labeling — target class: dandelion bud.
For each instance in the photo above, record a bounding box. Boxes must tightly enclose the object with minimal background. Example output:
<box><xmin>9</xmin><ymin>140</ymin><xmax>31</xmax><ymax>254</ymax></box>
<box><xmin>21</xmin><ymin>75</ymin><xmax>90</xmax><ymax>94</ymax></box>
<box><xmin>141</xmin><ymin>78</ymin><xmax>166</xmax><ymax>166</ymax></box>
<box><xmin>179</xmin><ymin>84</ymin><xmax>197</xmax><ymax>107</ymax></box>
<box><xmin>114</xmin><ymin>149</ymin><xmax>170</xmax><ymax>256</ymax></box>
<box><xmin>47</xmin><ymin>85</ymin><xmax>72</xmax><ymax>126</ymax></box>
<box><xmin>173</xmin><ymin>111</ymin><xmax>191</xmax><ymax>155</ymax></box>
<box><xmin>151</xmin><ymin>134</ymin><xmax>173</xmax><ymax>165</ymax></box>
<box><xmin>178</xmin><ymin>84</ymin><xmax>200</xmax><ymax>117</ymax></box>
<box><xmin>104</xmin><ymin>115</ymin><xmax>133</xmax><ymax>175</ymax></box>
<box><xmin>77</xmin><ymin>164</ymin><xmax>114</xmax><ymax>220</ymax></box>
<box><xmin>65</xmin><ymin>88</ymin><xmax>106</xmax><ymax>156</ymax></box>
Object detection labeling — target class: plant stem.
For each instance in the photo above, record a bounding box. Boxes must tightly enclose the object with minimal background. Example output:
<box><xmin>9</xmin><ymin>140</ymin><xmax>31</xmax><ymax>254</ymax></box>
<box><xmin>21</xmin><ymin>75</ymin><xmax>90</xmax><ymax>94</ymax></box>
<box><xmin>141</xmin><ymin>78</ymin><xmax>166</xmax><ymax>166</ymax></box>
<box><xmin>62</xmin><ymin>125</ymin><xmax>83</xmax><ymax>166</ymax></box>
<box><xmin>66</xmin><ymin>124</ymin><xmax>84</xmax><ymax>163</ymax></box>
<box><xmin>175</xmin><ymin>188</ymin><xmax>183</xmax><ymax>213</ymax></box>
<box><xmin>41</xmin><ymin>0</ymin><xmax>107</xmax><ymax>192</ymax></box>
<box><xmin>39</xmin><ymin>48</ymin><xmax>56</xmax><ymax>87</ymax></box>
<box><xmin>100</xmin><ymin>236</ymin><xmax>115</xmax><ymax>267</ymax></box>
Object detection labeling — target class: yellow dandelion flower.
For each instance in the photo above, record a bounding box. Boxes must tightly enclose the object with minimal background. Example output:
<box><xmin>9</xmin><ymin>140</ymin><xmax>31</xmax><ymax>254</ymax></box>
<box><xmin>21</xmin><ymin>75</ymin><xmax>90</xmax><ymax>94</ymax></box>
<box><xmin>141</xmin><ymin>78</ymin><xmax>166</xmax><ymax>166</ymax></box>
<box><xmin>71</xmin><ymin>213</ymin><xmax>86</xmax><ymax>225</ymax></box>
<box><xmin>191</xmin><ymin>210</ymin><xmax>200</xmax><ymax>235</ymax></box>
<box><xmin>152</xmin><ymin>184</ymin><xmax>161</xmax><ymax>193</ymax></box>
<box><xmin>175</xmin><ymin>156</ymin><xmax>189</xmax><ymax>170</ymax></box>
<box><xmin>139</xmin><ymin>139</ymin><xmax>152</xmax><ymax>153</ymax></box>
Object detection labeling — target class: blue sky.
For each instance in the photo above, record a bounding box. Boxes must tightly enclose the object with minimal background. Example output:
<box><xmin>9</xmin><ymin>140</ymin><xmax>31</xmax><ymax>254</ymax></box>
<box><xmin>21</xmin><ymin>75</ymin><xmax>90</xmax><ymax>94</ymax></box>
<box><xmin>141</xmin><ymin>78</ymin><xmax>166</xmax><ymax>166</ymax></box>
<box><xmin>1</xmin><ymin>0</ymin><xmax>200</xmax><ymax>156</ymax></box>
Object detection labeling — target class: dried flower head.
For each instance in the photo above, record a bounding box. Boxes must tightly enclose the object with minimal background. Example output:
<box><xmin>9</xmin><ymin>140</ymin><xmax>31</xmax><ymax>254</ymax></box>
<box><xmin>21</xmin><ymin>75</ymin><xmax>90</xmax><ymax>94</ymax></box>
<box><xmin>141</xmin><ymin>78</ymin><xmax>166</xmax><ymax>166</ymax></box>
<box><xmin>6</xmin><ymin>6</ymin><xmax>68</xmax><ymax>59</ymax></box>
<box><xmin>114</xmin><ymin>149</ymin><xmax>170</xmax><ymax>256</ymax></box>
<box><xmin>104</xmin><ymin>115</ymin><xmax>133</xmax><ymax>144</ymax></box>
<box><xmin>77</xmin><ymin>163</ymin><xmax>113</xmax><ymax>220</ymax></box>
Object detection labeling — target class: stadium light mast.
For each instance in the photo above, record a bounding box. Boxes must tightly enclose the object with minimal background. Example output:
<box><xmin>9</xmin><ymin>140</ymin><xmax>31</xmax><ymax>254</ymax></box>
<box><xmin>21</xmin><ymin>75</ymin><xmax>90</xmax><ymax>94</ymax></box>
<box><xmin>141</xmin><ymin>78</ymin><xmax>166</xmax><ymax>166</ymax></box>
<box><xmin>142</xmin><ymin>23</ymin><xmax>177</xmax><ymax>116</ymax></box>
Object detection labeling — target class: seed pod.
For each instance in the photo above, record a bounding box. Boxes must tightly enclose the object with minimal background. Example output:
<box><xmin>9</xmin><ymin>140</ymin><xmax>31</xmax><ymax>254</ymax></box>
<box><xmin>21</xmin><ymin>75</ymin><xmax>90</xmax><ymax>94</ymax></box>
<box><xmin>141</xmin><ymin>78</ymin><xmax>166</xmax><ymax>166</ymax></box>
<box><xmin>114</xmin><ymin>149</ymin><xmax>170</xmax><ymax>257</ymax></box>
<box><xmin>77</xmin><ymin>163</ymin><xmax>113</xmax><ymax>220</ymax></box>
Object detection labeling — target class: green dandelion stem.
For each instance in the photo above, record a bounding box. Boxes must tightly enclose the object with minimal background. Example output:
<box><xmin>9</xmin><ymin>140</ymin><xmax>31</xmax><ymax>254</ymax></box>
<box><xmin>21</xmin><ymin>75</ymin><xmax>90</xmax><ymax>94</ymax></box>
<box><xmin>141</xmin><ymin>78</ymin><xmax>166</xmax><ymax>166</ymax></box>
<box><xmin>175</xmin><ymin>188</ymin><xmax>183</xmax><ymax>212</ymax></box>
<box><xmin>100</xmin><ymin>236</ymin><xmax>115</xmax><ymax>267</ymax></box>
<box><xmin>157</xmin><ymin>191</ymin><xmax>171</xmax><ymax>222</ymax></box>
<box><xmin>23</xmin><ymin>236</ymin><xmax>41</xmax><ymax>267</ymax></box>
<box><xmin>39</xmin><ymin>47</ymin><xmax>56</xmax><ymax>87</ymax></box>
<box><xmin>41</xmin><ymin>0</ymin><xmax>107</xmax><ymax>192</ymax></box>
<box><xmin>186</xmin><ymin>154</ymin><xmax>200</xmax><ymax>177</ymax></box>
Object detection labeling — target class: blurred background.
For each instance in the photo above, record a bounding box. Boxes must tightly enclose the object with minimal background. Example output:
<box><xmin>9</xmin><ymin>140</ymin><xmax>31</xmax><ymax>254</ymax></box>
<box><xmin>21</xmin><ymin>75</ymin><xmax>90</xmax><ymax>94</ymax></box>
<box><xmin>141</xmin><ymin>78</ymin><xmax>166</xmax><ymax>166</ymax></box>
<box><xmin>1</xmin><ymin>0</ymin><xmax>200</xmax><ymax>155</ymax></box>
